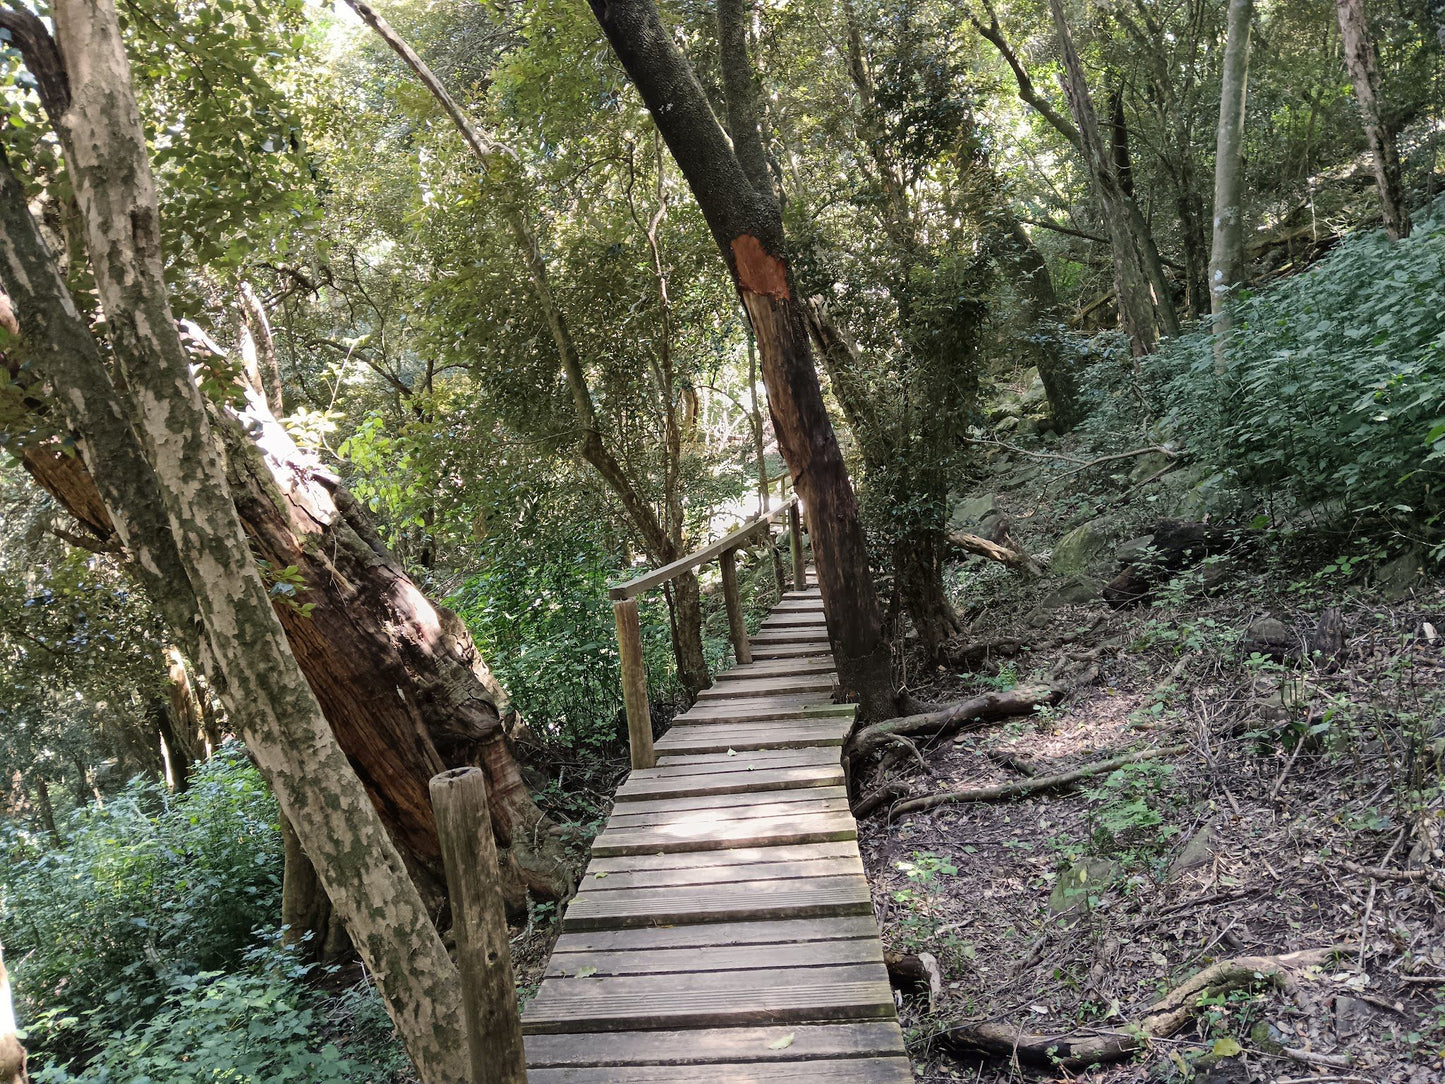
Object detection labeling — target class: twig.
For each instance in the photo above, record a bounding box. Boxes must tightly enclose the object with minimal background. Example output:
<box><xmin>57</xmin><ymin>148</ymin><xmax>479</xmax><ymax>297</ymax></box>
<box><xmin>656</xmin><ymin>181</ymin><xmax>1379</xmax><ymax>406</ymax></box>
<box><xmin>1269</xmin><ymin>739</ymin><xmax>1305</xmax><ymax>804</ymax></box>
<box><xmin>1335</xmin><ymin>857</ymin><xmax>1445</xmax><ymax>892</ymax></box>
<box><xmin>1282</xmin><ymin>1046</ymin><xmax>1354</xmax><ymax>1070</ymax></box>
<box><xmin>888</xmin><ymin>745</ymin><xmax>1187</xmax><ymax>821</ymax></box>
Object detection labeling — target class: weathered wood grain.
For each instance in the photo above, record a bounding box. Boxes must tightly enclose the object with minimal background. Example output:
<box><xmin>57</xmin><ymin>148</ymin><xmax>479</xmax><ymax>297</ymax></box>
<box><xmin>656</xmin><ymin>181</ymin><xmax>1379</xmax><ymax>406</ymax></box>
<box><xmin>524</xmin><ymin>1022</ymin><xmax>904</xmax><ymax>1067</ymax></box>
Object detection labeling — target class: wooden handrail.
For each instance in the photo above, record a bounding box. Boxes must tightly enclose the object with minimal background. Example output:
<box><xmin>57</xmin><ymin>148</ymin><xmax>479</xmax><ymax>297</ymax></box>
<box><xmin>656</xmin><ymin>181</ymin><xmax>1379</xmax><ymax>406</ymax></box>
<box><xmin>608</xmin><ymin>490</ymin><xmax>808</xmax><ymax>769</ymax></box>
<box><xmin>608</xmin><ymin>498</ymin><xmax>796</xmax><ymax>600</ymax></box>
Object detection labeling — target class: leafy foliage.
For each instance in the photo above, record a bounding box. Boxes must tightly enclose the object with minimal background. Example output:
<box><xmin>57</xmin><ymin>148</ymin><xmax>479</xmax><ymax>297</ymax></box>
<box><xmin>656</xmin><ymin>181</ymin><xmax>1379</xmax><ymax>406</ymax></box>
<box><xmin>1</xmin><ymin>747</ymin><xmax>283</xmax><ymax>1062</ymax></box>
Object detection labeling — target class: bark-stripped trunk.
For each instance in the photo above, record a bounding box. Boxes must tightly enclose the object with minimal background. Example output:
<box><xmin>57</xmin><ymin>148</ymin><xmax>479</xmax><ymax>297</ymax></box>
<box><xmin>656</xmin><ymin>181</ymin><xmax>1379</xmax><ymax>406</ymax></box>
<box><xmin>1210</xmin><ymin>0</ymin><xmax>1253</xmax><ymax>370</ymax></box>
<box><xmin>0</xmin><ymin>5</ymin><xmax>472</xmax><ymax>1075</ymax></box>
<box><xmin>1335</xmin><ymin>0</ymin><xmax>1411</xmax><ymax>239</ymax></box>
<box><xmin>1051</xmin><ymin>2</ymin><xmax>1163</xmax><ymax>354</ymax></box>
<box><xmin>588</xmin><ymin>0</ymin><xmax>894</xmax><ymax>719</ymax></box>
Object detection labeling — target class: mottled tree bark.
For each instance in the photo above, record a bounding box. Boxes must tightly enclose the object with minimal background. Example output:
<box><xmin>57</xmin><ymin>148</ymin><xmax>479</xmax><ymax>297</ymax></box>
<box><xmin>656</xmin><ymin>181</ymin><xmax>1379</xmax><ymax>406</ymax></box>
<box><xmin>1211</xmin><ymin>0</ymin><xmax>1254</xmax><ymax>370</ymax></box>
<box><xmin>1335</xmin><ymin>0</ymin><xmax>1411</xmax><ymax>239</ymax></box>
<box><xmin>589</xmin><ymin>0</ymin><xmax>898</xmax><ymax>721</ymax></box>
<box><xmin>2</xmin><ymin>2</ymin><xmax>471</xmax><ymax>1074</ymax></box>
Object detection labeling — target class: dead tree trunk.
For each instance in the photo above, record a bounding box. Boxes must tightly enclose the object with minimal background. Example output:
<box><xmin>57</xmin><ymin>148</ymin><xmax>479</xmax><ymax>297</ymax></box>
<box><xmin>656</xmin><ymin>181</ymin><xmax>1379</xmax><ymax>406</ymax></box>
<box><xmin>589</xmin><ymin>0</ymin><xmax>897</xmax><ymax>720</ymax></box>
<box><xmin>1335</xmin><ymin>0</ymin><xmax>1411</xmax><ymax>239</ymax></box>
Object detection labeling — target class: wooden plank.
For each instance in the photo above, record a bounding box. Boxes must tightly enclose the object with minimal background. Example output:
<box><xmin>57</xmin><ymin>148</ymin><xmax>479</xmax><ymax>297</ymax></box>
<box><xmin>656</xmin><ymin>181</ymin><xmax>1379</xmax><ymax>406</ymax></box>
<box><xmin>759</xmin><ymin>613</ymin><xmax>829</xmax><ymax>628</ymax></box>
<box><xmin>560</xmin><ymin>874</ymin><xmax>872</xmax><ymax>929</ymax></box>
<box><xmin>696</xmin><ymin>673</ymin><xmax>836</xmax><ymax>700</ymax></box>
<box><xmin>591</xmin><ymin>810</ymin><xmax>857</xmax><ymax>855</ymax></box>
<box><xmin>548</xmin><ymin>914</ymin><xmax>882</xmax><ymax>951</ymax></box>
<box><xmin>606</xmin><ymin>794</ymin><xmax>850</xmax><ymax>830</ymax></box>
<box><xmin>749</xmin><ymin>629</ymin><xmax>833</xmax><ymax>645</ymax></box>
<box><xmin>772</xmin><ymin>598</ymin><xmax>827</xmax><ymax>611</ymax></box>
<box><xmin>615</xmin><ymin>764</ymin><xmax>843</xmax><ymax>800</ymax></box>
<box><xmin>547</xmin><ymin>937</ymin><xmax>882</xmax><ymax>978</ymax></box>
<box><xmin>752</xmin><ymin>643</ymin><xmax>835</xmax><ymax>660</ymax></box>
<box><xmin>525</xmin><ymin>1022</ymin><xmax>905</xmax><ymax>1067</ymax></box>
<box><xmin>715</xmin><ymin>657</ymin><xmax>836</xmax><ymax>678</ymax></box>
<box><xmin>527</xmin><ymin>1057</ymin><xmax>915</xmax><ymax>1082</ymax></box>
<box><xmin>575</xmin><ymin>853</ymin><xmax>864</xmax><ymax>892</ymax></box>
<box><xmin>675</xmin><ymin>700</ymin><xmax>848</xmax><ymax>725</ymax></box>
<box><xmin>653</xmin><ymin>746</ymin><xmax>841</xmax><ymax>769</ymax></box>
<box><xmin>584</xmin><ymin>840</ymin><xmax>861</xmax><ymax>875</ymax></box>
<box><xmin>607</xmin><ymin>785</ymin><xmax>848</xmax><ymax>818</ymax></box>
<box><xmin>522</xmin><ymin>964</ymin><xmax>894</xmax><ymax>1033</ymax></box>
<box><xmin>654</xmin><ymin>727</ymin><xmax>847</xmax><ymax>754</ymax></box>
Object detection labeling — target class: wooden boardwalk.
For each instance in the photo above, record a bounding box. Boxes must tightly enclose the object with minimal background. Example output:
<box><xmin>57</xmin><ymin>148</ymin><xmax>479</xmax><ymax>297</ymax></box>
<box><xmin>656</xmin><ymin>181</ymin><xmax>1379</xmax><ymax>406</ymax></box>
<box><xmin>522</xmin><ymin>584</ymin><xmax>911</xmax><ymax>1082</ymax></box>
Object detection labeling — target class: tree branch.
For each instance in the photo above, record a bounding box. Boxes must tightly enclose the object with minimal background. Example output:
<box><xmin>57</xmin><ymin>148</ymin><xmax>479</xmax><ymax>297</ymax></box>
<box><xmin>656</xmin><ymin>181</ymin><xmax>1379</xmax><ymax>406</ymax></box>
<box><xmin>969</xmin><ymin>3</ymin><xmax>1080</xmax><ymax>148</ymax></box>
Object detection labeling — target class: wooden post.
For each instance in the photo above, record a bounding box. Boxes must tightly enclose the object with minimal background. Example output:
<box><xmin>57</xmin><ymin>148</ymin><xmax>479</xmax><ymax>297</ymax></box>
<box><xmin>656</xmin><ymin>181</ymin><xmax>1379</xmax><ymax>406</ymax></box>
<box><xmin>788</xmin><ymin>501</ymin><xmax>807</xmax><ymax>589</ymax></box>
<box><xmin>428</xmin><ymin>767</ymin><xmax>526</xmax><ymax>1084</ymax></box>
<box><xmin>719</xmin><ymin>546</ymin><xmax>751</xmax><ymax>665</ymax></box>
<box><xmin>613</xmin><ymin>597</ymin><xmax>655</xmax><ymax>768</ymax></box>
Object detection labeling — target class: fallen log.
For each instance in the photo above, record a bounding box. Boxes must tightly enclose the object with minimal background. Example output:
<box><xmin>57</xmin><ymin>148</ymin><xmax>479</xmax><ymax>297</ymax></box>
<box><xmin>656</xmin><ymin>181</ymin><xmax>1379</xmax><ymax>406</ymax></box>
<box><xmin>849</xmin><ymin>686</ymin><xmax>1064</xmax><ymax>759</ymax></box>
<box><xmin>948</xmin><ymin>530</ymin><xmax>1041</xmax><ymax>576</ymax></box>
<box><xmin>942</xmin><ymin>945</ymin><xmax>1347</xmax><ymax>1069</ymax></box>
<box><xmin>887</xmin><ymin>744</ymin><xmax>1187</xmax><ymax>821</ymax></box>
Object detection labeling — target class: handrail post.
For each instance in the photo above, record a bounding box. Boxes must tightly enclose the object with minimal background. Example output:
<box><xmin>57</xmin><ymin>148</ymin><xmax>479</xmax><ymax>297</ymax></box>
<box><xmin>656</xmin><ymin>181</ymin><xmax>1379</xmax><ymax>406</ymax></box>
<box><xmin>429</xmin><ymin>767</ymin><xmax>527</xmax><ymax>1084</ymax></box>
<box><xmin>788</xmin><ymin>501</ymin><xmax>807</xmax><ymax>589</ymax></box>
<box><xmin>719</xmin><ymin>546</ymin><xmax>751</xmax><ymax>665</ymax></box>
<box><xmin>613</xmin><ymin>597</ymin><xmax>655</xmax><ymax>769</ymax></box>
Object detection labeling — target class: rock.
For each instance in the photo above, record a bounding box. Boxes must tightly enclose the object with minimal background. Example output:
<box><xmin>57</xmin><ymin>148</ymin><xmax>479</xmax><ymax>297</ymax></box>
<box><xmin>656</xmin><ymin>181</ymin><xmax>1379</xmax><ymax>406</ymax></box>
<box><xmin>1245</xmin><ymin>616</ymin><xmax>1294</xmax><ymax>658</ymax></box>
<box><xmin>1016</xmin><ymin>416</ymin><xmax>1040</xmax><ymax>438</ymax></box>
<box><xmin>1051</xmin><ymin>519</ymin><xmax>1114</xmax><ymax>575</ymax></box>
<box><xmin>1377</xmin><ymin>549</ymin><xmax>1425</xmax><ymax>599</ymax></box>
<box><xmin>1334</xmin><ymin>995</ymin><xmax>1377</xmax><ymax>1039</ymax></box>
<box><xmin>1039</xmin><ymin>575</ymin><xmax>1103</xmax><ymax>610</ymax></box>
<box><xmin>950</xmin><ymin>494</ymin><xmax>998</xmax><ymax>530</ymax></box>
<box><xmin>1115</xmin><ymin>534</ymin><xmax>1155</xmax><ymax>564</ymax></box>
<box><xmin>1168</xmin><ymin>822</ymin><xmax>1216</xmax><ymax>879</ymax></box>
<box><xmin>1019</xmin><ymin>368</ymin><xmax>1047</xmax><ymax>409</ymax></box>
<box><xmin>1256</xmin><ymin>675</ymin><xmax>1319</xmax><ymax>727</ymax></box>
<box><xmin>1156</xmin><ymin>465</ymin><xmax>1236</xmax><ymax>520</ymax></box>
<box><xmin>1128</xmin><ymin>451</ymin><xmax>1174</xmax><ymax>484</ymax></box>
<box><xmin>993</xmin><ymin>415</ymin><xmax>1020</xmax><ymax>432</ymax></box>
<box><xmin>1048</xmin><ymin>857</ymin><xmax>1118</xmax><ymax>921</ymax></box>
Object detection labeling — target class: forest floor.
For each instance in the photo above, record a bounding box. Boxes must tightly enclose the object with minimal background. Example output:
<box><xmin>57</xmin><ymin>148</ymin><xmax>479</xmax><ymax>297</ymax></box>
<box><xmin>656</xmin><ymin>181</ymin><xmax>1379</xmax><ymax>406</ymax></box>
<box><xmin>856</xmin><ymin>411</ymin><xmax>1445</xmax><ymax>1082</ymax></box>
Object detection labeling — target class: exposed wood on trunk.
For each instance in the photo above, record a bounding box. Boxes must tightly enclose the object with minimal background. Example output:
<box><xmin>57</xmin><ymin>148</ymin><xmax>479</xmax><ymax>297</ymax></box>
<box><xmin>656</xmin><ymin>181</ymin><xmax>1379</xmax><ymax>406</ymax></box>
<box><xmin>587</xmin><ymin>0</ymin><xmax>897</xmax><ymax>721</ymax></box>
<box><xmin>1335</xmin><ymin>0</ymin><xmax>1411</xmax><ymax>239</ymax></box>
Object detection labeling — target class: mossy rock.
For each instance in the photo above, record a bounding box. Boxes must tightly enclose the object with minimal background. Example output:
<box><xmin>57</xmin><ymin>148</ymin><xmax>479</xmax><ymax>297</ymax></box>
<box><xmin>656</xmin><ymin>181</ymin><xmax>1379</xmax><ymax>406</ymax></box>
<box><xmin>1050</xmin><ymin>519</ymin><xmax>1115</xmax><ymax>575</ymax></box>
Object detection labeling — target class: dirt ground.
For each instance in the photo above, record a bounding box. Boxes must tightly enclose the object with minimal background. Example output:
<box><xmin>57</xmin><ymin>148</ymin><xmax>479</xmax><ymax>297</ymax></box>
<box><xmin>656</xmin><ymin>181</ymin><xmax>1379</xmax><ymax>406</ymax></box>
<box><xmin>858</xmin><ymin>463</ymin><xmax>1445</xmax><ymax>1082</ymax></box>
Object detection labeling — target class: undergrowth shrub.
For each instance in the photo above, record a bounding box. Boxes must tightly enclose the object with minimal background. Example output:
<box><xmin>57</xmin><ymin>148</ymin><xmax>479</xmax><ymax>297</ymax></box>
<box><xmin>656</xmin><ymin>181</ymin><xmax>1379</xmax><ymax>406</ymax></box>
<box><xmin>0</xmin><ymin>745</ymin><xmax>282</xmax><ymax>1061</ymax></box>
<box><xmin>1139</xmin><ymin>203</ymin><xmax>1445</xmax><ymax>534</ymax></box>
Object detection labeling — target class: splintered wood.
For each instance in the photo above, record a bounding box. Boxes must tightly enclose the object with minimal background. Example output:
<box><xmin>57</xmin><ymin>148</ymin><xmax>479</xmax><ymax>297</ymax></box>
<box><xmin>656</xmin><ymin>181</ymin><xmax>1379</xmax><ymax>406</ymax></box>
<box><xmin>522</xmin><ymin>584</ymin><xmax>911</xmax><ymax>1082</ymax></box>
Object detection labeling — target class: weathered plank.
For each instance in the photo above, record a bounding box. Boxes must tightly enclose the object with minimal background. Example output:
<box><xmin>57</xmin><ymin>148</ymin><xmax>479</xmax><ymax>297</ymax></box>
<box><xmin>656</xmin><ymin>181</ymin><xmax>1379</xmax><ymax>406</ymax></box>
<box><xmin>584</xmin><ymin>840</ymin><xmax>862</xmax><ymax>875</ymax></box>
<box><xmin>548</xmin><ymin>914</ymin><xmax>882</xmax><ymax>952</ymax></box>
<box><xmin>614</xmin><ymin>764</ymin><xmax>843</xmax><ymax>800</ymax></box>
<box><xmin>607</xmin><ymin>785</ymin><xmax>849</xmax><ymax>819</ymax></box>
<box><xmin>560</xmin><ymin>874</ymin><xmax>873</xmax><ymax>929</ymax></box>
<box><xmin>575</xmin><ymin>853</ymin><xmax>864</xmax><ymax>892</ymax></box>
<box><xmin>715</xmin><ymin>656</ymin><xmax>836</xmax><ymax>678</ymax></box>
<box><xmin>524</xmin><ymin>1022</ymin><xmax>905</xmax><ymax>1067</ymax></box>
<box><xmin>696</xmin><ymin>673</ymin><xmax>836</xmax><ymax>700</ymax></box>
<box><xmin>607</xmin><ymin>789</ymin><xmax>847</xmax><ymax>821</ymax></box>
<box><xmin>652</xmin><ymin>746</ymin><xmax>842</xmax><ymax>769</ymax></box>
<box><xmin>653</xmin><ymin>727</ymin><xmax>847</xmax><ymax>754</ymax></box>
<box><xmin>749</xmin><ymin>629</ymin><xmax>834</xmax><ymax>645</ymax></box>
<box><xmin>522</xmin><ymin>964</ymin><xmax>895</xmax><ymax>1033</ymax></box>
<box><xmin>527</xmin><ymin>1058</ymin><xmax>915</xmax><ymax>1083</ymax></box>
<box><xmin>547</xmin><ymin>936</ymin><xmax>882</xmax><ymax>978</ymax></box>
<box><xmin>591</xmin><ymin>810</ymin><xmax>857</xmax><ymax>855</ymax></box>
<box><xmin>751</xmin><ymin>642</ymin><xmax>837</xmax><ymax>660</ymax></box>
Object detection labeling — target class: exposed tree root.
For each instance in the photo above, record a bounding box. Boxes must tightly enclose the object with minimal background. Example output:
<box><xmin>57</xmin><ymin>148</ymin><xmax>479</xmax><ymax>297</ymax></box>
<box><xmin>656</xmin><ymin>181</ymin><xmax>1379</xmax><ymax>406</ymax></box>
<box><xmin>849</xmin><ymin>686</ymin><xmax>1064</xmax><ymax>759</ymax></box>
<box><xmin>942</xmin><ymin>945</ymin><xmax>1348</xmax><ymax>1069</ymax></box>
<box><xmin>887</xmin><ymin>745</ymin><xmax>1187</xmax><ymax>821</ymax></box>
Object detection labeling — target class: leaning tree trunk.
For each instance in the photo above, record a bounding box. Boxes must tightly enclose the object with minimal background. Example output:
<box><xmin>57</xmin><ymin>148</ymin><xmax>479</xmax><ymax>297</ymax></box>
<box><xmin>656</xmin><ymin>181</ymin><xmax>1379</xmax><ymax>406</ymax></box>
<box><xmin>993</xmin><ymin>220</ymin><xmax>1083</xmax><ymax>429</ymax></box>
<box><xmin>589</xmin><ymin>0</ymin><xmax>897</xmax><ymax>721</ymax></box>
<box><xmin>1335</xmin><ymin>0</ymin><xmax>1411</xmax><ymax>239</ymax></box>
<box><xmin>1211</xmin><ymin>0</ymin><xmax>1254</xmax><ymax>373</ymax></box>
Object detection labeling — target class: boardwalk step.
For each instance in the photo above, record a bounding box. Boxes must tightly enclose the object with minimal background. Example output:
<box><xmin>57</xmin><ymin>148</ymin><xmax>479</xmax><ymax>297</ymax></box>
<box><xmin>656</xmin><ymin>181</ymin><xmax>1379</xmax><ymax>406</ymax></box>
<box><xmin>591</xmin><ymin>810</ymin><xmax>857</xmax><ymax>855</ymax></box>
<box><xmin>608</xmin><ymin>786</ymin><xmax>849</xmax><ymax>819</ymax></box>
<box><xmin>560</xmin><ymin>873</ymin><xmax>873</xmax><ymax>929</ymax></box>
<box><xmin>527</xmin><ymin>1058</ymin><xmax>915</xmax><ymax>1082</ymax></box>
<box><xmin>544</xmin><ymin>911</ymin><xmax>879</xmax><ymax>946</ymax></box>
<box><xmin>759</xmin><ymin>614</ymin><xmax>829</xmax><ymax>629</ymax></box>
<box><xmin>615</xmin><ymin>764</ymin><xmax>844</xmax><ymax>801</ymax></box>
<box><xmin>751</xmin><ymin>629</ymin><xmax>832</xmax><ymax>644</ymax></box>
<box><xmin>574</xmin><ymin>853</ymin><xmax>864</xmax><ymax>892</ymax></box>
<box><xmin>697</xmin><ymin>673</ymin><xmax>835</xmax><ymax>700</ymax></box>
<box><xmin>717</xmin><ymin>657</ymin><xmax>836</xmax><ymax>679</ymax></box>
<box><xmin>607</xmin><ymin>794</ymin><xmax>849</xmax><ymax>830</ymax></box>
<box><xmin>525</xmin><ymin>1023</ymin><xmax>905</xmax><ymax>1068</ymax></box>
<box><xmin>654</xmin><ymin>724</ymin><xmax>849</xmax><ymax>754</ymax></box>
<box><xmin>653</xmin><ymin>746</ymin><xmax>842</xmax><ymax>769</ymax></box>
<box><xmin>521</xmin><ymin>963</ymin><xmax>895</xmax><ymax>1034</ymax></box>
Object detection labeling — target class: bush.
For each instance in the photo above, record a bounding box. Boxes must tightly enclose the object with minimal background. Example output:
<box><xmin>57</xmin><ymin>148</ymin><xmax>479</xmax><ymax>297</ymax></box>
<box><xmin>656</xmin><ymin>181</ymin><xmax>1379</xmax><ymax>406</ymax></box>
<box><xmin>0</xmin><ymin>745</ymin><xmax>282</xmax><ymax>1061</ymax></box>
<box><xmin>1141</xmin><ymin>204</ymin><xmax>1445</xmax><ymax>533</ymax></box>
<box><xmin>29</xmin><ymin>943</ymin><xmax>407</xmax><ymax>1084</ymax></box>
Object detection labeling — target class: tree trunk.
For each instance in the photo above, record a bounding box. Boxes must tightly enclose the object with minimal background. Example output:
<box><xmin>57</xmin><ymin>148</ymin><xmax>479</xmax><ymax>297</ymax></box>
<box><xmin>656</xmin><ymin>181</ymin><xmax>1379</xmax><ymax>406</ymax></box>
<box><xmin>1211</xmin><ymin>0</ymin><xmax>1254</xmax><ymax>370</ymax></box>
<box><xmin>588</xmin><ymin>0</ymin><xmax>897</xmax><ymax>721</ymax></box>
<box><xmin>1335</xmin><ymin>0</ymin><xmax>1411</xmax><ymax>239</ymax></box>
<box><xmin>280</xmin><ymin>812</ymin><xmax>354</xmax><ymax>964</ymax></box>
<box><xmin>993</xmin><ymin>221</ymin><xmax>1083</xmax><ymax>429</ymax></box>
<box><xmin>1</xmin><ymin>5</ymin><xmax>472</xmax><ymax>1073</ymax></box>
<box><xmin>1049</xmin><ymin>0</ymin><xmax>1172</xmax><ymax>354</ymax></box>
<box><xmin>894</xmin><ymin>529</ymin><xmax>960</xmax><ymax>661</ymax></box>
<box><xmin>31</xmin><ymin>776</ymin><xmax>57</xmax><ymax>841</ymax></box>
<box><xmin>668</xmin><ymin>570</ymin><xmax>711</xmax><ymax>699</ymax></box>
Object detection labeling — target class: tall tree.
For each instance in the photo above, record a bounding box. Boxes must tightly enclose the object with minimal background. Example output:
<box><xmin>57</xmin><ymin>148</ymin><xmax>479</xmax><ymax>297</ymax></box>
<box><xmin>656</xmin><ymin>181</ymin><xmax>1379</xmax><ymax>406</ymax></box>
<box><xmin>1335</xmin><ymin>0</ymin><xmax>1412</xmax><ymax>239</ymax></box>
<box><xmin>587</xmin><ymin>0</ymin><xmax>898</xmax><ymax>720</ymax></box>
<box><xmin>0</xmin><ymin>3</ymin><xmax>476</xmax><ymax>1075</ymax></box>
<box><xmin>1210</xmin><ymin>0</ymin><xmax>1254</xmax><ymax>369</ymax></box>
